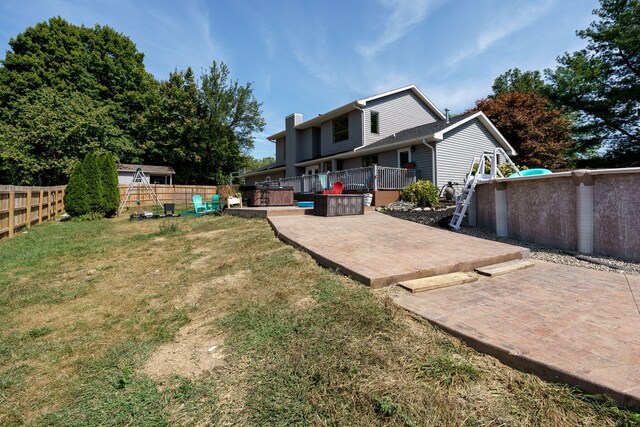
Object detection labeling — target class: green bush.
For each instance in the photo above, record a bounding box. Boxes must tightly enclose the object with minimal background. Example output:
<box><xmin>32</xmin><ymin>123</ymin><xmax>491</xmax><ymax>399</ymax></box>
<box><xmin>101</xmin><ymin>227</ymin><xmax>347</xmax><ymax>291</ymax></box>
<box><xmin>81</xmin><ymin>153</ymin><xmax>104</xmax><ymax>214</ymax></box>
<box><xmin>497</xmin><ymin>162</ymin><xmax>528</xmax><ymax>177</ymax></box>
<box><xmin>98</xmin><ymin>153</ymin><xmax>120</xmax><ymax>217</ymax></box>
<box><xmin>64</xmin><ymin>162</ymin><xmax>89</xmax><ymax>216</ymax></box>
<box><xmin>399</xmin><ymin>180</ymin><xmax>440</xmax><ymax>207</ymax></box>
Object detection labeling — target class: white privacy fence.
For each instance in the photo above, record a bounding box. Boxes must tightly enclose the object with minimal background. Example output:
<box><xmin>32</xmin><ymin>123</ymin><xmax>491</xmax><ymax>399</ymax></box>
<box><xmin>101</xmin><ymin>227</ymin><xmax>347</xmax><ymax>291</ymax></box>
<box><xmin>257</xmin><ymin>165</ymin><xmax>416</xmax><ymax>192</ymax></box>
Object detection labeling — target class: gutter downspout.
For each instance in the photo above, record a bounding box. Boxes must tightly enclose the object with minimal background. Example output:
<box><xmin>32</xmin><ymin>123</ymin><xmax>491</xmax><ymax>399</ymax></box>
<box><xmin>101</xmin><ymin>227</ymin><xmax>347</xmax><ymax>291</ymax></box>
<box><xmin>422</xmin><ymin>138</ymin><xmax>436</xmax><ymax>184</ymax></box>
<box><xmin>353</xmin><ymin>103</ymin><xmax>366</xmax><ymax>150</ymax></box>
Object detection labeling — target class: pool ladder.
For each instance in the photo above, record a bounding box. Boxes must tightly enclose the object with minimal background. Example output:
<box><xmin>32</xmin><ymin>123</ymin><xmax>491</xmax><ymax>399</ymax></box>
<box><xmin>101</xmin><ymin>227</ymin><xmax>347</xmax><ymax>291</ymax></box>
<box><xmin>449</xmin><ymin>148</ymin><xmax>520</xmax><ymax>230</ymax></box>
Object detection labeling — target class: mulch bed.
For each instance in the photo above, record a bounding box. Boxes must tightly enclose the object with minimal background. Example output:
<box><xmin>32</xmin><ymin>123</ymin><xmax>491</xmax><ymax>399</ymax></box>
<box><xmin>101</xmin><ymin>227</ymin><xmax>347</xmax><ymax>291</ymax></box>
<box><xmin>382</xmin><ymin>206</ymin><xmax>456</xmax><ymax>228</ymax></box>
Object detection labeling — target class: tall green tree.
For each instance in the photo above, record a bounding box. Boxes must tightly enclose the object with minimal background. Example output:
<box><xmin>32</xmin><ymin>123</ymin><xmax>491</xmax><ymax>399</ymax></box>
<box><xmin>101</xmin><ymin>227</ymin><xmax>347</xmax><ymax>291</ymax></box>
<box><xmin>0</xmin><ymin>17</ymin><xmax>155</xmax><ymax>184</ymax></box>
<box><xmin>81</xmin><ymin>153</ymin><xmax>104</xmax><ymax>213</ymax></box>
<box><xmin>97</xmin><ymin>153</ymin><xmax>120</xmax><ymax>216</ymax></box>
<box><xmin>141</xmin><ymin>68</ymin><xmax>200</xmax><ymax>172</ymax></box>
<box><xmin>492</xmin><ymin>68</ymin><xmax>547</xmax><ymax>96</ymax></box>
<box><xmin>63</xmin><ymin>162</ymin><xmax>89</xmax><ymax>216</ymax></box>
<box><xmin>242</xmin><ymin>156</ymin><xmax>276</xmax><ymax>172</ymax></box>
<box><xmin>0</xmin><ymin>88</ymin><xmax>130</xmax><ymax>185</ymax></box>
<box><xmin>195</xmin><ymin>61</ymin><xmax>266</xmax><ymax>184</ymax></box>
<box><xmin>546</xmin><ymin>0</ymin><xmax>640</xmax><ymax>165</ymax></box>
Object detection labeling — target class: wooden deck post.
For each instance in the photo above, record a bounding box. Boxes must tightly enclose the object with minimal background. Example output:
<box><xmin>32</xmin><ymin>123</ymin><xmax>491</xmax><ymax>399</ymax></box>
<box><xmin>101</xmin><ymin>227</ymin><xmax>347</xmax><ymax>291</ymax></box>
<box><xmin>8</xmin><ymin>190</ymin><xmax>14</xmax><ymax>237</ymax></box>
<box><xmin>25</xmin><ymin>189</ymin><xmax>31</xmax><ymax>228</ymax></box>
<box><xmin>373</xmin><ymin>164</ymin><xmax>378</xmax><ymax>191</ymax></box>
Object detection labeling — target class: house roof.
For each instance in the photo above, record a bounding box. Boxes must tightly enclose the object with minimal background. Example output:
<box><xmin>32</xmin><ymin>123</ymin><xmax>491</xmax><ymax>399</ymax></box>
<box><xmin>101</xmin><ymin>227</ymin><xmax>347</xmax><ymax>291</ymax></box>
<box><xmin>240</xmin><ymin>162</ymin><xmax>286</xmax><ymax>178</ymax></box>
<box><xmin>355</xmin><ymin>111</ymin><xmax>516</xmax><ymax>156</ymax></box>
<box><xmin>117</xmin><ymin>164</ymin><xmax>176</xmax><ymax>175</ymax></box>
<box><xmin>267</xmin><ymin>85</ymin><xmax>445</xmax><ymax>141</ymax></box>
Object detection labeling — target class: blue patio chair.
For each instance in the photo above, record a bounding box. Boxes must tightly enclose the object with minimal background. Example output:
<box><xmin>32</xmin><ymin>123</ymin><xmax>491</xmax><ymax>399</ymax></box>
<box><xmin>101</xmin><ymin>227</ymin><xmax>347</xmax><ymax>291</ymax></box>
<box><xmin>210</xmin><ymin>194</ymin><xmax>225</xmax><ymax>214</ymax></box>
<box><xmin>192</xmin><ymin>195</ymin><xmax>210</xmax><ymax>213</ymax></box>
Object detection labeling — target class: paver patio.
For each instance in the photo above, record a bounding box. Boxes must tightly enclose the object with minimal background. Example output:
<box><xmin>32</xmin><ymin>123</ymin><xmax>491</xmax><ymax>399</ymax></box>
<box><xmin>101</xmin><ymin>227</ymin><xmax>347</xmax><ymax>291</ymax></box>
<box><xmin>393</xmin><ymin>261</ymin><xmax>640</xmax><ymax>409</ymax></box>
<box><xmin>268</xmin><ymin>212</ymin><xmax>529</xmax><ymax>287</ymax></box>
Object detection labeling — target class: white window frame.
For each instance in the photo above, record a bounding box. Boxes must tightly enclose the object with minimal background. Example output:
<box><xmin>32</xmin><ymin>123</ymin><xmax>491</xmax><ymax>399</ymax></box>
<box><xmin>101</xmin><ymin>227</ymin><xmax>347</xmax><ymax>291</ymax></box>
<box><xmin>397</xmin><ymin>148</ymin><xmax>412</xmax><ymax>168</ymax></box>
<box><xmin>305</xmin><ymin>164</ymin><xmax>320</xmax><ymax>175</ymax></box>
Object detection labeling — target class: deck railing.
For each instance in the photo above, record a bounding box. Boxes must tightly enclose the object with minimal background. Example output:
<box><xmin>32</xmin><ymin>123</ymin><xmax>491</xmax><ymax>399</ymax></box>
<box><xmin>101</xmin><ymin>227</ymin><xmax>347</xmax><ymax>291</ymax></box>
<box><xmin>257</xmin><ymin>165</ymin><xmax>416</xmax><ymax>193</ymax></box>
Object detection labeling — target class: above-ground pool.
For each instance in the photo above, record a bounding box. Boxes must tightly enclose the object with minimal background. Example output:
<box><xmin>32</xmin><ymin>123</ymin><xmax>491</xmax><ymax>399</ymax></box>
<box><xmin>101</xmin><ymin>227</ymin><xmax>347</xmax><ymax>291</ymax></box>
<box><xmin>297</xmin><ymin>201</ymin><xmax>314</xmax><ymax>208</ymax></box>
<box><xmin>508</xmin><ymin>168</ymin><xmax>552</xmax><ymax>178</ymax></box>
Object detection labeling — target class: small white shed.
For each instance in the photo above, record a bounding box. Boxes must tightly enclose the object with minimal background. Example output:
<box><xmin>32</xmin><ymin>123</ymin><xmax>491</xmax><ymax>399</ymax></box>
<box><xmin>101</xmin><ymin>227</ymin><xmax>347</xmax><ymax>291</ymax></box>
<box><xmin>117</xmin><ymin>164</ymin><xmax>176</xmax><ymax>185</ymax></box>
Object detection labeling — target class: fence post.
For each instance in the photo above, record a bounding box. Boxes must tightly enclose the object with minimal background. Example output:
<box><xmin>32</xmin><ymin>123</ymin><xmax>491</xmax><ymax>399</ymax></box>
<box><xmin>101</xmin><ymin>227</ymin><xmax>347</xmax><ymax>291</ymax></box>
<box><xmin>25</xmin><ymin>189</ymin><xmax>31</xmax><ymax>228</ymax></box>
<box><xmin>39</xmin><ymin>189</ymin><xmax>44</xmax><ymax>223</ymax></box>
<box><xmin>373</xmin><ymin>164</ymin><xmax>378</xmax><ymax>191</ymax></box>
<box><xmin>8</xmin><ymin>190</ymin><xmax>14</xmax><ymax>237</ymax></box>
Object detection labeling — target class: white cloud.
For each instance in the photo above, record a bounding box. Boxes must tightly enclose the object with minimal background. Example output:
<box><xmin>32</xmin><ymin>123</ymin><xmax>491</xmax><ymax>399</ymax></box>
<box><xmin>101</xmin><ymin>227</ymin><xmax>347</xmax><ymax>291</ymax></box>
<box><xmin>445</xmin><ymin>0</ymin><xmax>556</xmax><ymax>71</ymax></box>
<box><xmin>357</xmin><ymin>0</ymin><xmax>445</xmax><ymax>59</ymax></box>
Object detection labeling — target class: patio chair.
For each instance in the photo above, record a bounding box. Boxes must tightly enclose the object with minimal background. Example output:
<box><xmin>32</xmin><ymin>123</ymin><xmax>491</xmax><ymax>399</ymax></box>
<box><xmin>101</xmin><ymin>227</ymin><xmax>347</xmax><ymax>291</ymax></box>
<box><xmin>210</xmin><ymin>194</ymin><xmax>224</xmax><ymax>214</ymax></box>
<box><xmin>192</xmin><ymin>195</ymin><xmax>211</xmax><ymax>213</ymax></box>
<box><xmin>323</xmin><ymin>181</ymin><xmax>343</xmax><ymax>195</ymax></box>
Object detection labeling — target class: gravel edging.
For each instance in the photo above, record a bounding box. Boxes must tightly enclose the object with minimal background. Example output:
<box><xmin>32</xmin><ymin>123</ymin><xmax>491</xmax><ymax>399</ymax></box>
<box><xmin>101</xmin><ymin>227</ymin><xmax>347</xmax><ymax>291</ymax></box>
<box><xmin>382</xmin><ymin>208</ymin><xmax>640</xmax><ymax>276</ymax></box>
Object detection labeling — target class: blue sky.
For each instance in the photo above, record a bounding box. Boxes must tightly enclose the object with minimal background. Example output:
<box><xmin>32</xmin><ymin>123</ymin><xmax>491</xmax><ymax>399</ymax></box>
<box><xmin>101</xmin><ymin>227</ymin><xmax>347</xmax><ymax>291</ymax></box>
<box><xmin>0</xmin><ymin>0</ymin><xmax>599</xmax><ymax>158</ymax></box>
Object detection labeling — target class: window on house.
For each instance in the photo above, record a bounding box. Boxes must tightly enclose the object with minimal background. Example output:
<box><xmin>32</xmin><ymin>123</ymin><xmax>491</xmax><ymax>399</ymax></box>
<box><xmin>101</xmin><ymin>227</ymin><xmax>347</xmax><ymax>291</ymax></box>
<box><xmin>370</xmin><ymin>111</ymin><xmax>379</xmax><ymax>134</ymax></box>
<box><xmin>333</xmin><ymin>115</ymin><xmax>349</xmax><ymax>143</ymax></box>
<box><xmin>282</xmin><ymin>138</ymin><xmax>286</xmax><ymax>160</ymax></box>
<box><xmin>398</xmin><ymin>149</ymin><xmax>411</xmax><ymax>168</ymax></box>
<box><xmin>322</xmin><ymin>160</ymin><xmax>333</xmax><ymax>172</ymax></box>
<box><xmin>335</xmin><ymin>159</ymin><xmax>343</xmax><ymax>170</ymax></box>
<box><xmin>362</xmin><ymin>154</ymin><xmax>378</xmax><ymax>167</ymax></box>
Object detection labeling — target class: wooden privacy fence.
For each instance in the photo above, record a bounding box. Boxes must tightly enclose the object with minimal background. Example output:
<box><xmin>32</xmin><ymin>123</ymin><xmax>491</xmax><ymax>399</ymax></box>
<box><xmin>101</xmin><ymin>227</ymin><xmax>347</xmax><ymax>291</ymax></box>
<box><xmin>118</xmin><ymin>184</ymin><xmax>219</xmax><ymax>207</ymax></box>
<box><xmin>0</xmin><ymin>185</ymin><xmax>66</xmax><ymax>241</ymax></box>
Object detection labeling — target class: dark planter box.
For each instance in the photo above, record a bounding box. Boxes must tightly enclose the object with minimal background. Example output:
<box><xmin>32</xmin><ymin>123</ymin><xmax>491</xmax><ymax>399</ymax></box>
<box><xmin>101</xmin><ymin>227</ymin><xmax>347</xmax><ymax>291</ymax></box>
<box><xmin>244</xmin><ymin>187</ymin><xmax>294</xmax><ymax>207</ymax></box>
<box><xmin>314</xmin><ymin>194</ymin><xmax>364</xmax><ymax>217</ymax></box>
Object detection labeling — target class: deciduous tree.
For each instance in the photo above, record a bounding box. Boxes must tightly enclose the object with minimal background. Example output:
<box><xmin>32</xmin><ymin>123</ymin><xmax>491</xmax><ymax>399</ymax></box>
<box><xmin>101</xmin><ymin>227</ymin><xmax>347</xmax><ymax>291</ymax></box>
<box><xmin>472</xmin><ymin>92</ymin><xmax>574</xmax><ymax>169</ymax></box>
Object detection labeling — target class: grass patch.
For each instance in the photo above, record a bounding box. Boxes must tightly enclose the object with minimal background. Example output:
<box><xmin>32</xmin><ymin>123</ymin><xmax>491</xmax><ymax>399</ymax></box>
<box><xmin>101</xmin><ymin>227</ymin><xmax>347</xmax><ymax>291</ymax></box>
<box><xmin>417</xmin><ymin>354</ymin><xmax>479</xmax><ymax>386</ymax></box>
<box><xmin>0</xmin><ymin>214</ymin><xmax>637</xmax><ymax>425</ymax></box>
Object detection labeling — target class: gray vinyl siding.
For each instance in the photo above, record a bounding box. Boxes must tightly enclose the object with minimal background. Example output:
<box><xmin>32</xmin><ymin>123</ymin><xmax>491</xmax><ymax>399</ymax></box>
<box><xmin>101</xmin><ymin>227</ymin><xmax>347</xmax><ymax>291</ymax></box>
<box><xmin>364</xmin><ymin>91</ymin><xmax>439</xmax><ymax>146</ymax></box>
<box><xmin>375</xmin><ymin>145</ymin><xmax>432</xmax><ymax>181</ymax></box>
<box><xmin>297</xmin><ymin>128</ymin><xmax>314</xmax><ymax>162</ymax></box>
<box><xmin>377</xmin><ymin>150</ymin><xmax>397</xmax><ymax>168</ymax></box>
<box><xmin>412</xmin><ymin>144</ymin><xmax>433</xmax><ymax>181</ymax></box>
<box><xmin>320</xmin><ymin>110</ymin><xmax>363</xmax><ymax>156</ymax></box>
<box><xmin>275</xmin><ymin>137</ymin><xmax>285</xmax><ymax>165</ymax></box>
<box><xmin>435</xmin><ymin>119</ymin><xmax>502</xmax><ymax>188</ymax></box>
<box><xmin>341</xmin><ymin>157</ymin><xmax>362</xmax><ymax>170</ymax></box>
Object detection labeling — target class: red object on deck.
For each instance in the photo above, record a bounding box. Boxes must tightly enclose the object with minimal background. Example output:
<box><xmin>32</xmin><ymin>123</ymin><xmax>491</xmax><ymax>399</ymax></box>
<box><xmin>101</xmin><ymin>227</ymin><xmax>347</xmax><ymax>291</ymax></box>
<box><xmin>332</xmin><ymin>181</ymin><xmax>343</xmax><ymax>194</ymax></box>
<box><xmin>323</xmin><ymin>181</ymin><xmax>344</xmax><ymax>195</ymax></box>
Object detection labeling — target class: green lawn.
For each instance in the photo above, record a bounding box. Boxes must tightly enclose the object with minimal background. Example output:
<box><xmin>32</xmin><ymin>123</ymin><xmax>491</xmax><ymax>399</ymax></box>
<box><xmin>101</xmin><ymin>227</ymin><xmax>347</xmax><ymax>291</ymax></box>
<box><xmin>0</xmin><ymin>215</ymin><xmax>637</xmax><ymax>426</ymax></box>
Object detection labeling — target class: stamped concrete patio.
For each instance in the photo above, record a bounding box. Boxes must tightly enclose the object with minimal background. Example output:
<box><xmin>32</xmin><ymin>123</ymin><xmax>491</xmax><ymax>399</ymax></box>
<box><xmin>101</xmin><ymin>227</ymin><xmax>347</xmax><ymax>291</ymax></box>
<box><xmin>393</xmin><ymin>261</ymin><xmax>640</xmax><ymax>409</ymax></box>
<box><xmin>268</xmin><ymin>212</ymin><xmax>529</xmax><ymax>288</ymax></box>
<box><xmin>267</xmin><ymin>211</ymin><xmax>640</xmax><ymax>409</ymax></box>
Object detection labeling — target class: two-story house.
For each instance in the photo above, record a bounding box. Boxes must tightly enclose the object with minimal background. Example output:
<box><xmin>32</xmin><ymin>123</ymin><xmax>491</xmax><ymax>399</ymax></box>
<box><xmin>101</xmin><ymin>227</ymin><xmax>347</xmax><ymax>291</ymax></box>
<box><xmin>243</xmin><ymin>85</ymin><xmax>515</xmax><ymax>193</ymax></box>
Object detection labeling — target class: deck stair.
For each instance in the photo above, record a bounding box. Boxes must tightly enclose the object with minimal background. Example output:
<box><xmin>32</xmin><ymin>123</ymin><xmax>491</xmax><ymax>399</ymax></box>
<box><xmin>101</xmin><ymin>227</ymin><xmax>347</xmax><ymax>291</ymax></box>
<box><xmin>398</xmin><ymin>272</ymin><xmax>478</xmax><ymax>293</ymax></box>
<box><xmin>449</xmin><ymin>148</ymin><xmax>521</xmax><ymax>230</ymax></box>
<box><xmin>475</xmin><ymin>259</ymin><xmax>535</xmax><ymax>277</ymax></box>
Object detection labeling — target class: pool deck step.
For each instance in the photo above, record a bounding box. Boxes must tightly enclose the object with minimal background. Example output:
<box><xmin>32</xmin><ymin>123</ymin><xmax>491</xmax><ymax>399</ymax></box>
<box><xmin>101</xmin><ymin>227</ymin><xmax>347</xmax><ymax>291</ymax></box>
<box><xmin>399</xmin><ymin>272</ymin><xmax>478</xmax><ymax>293</ymax></box>
<box><xmin>475</xmin><ymin>259</ymin><xmax>535</xmax><ymax>277</ymax></box>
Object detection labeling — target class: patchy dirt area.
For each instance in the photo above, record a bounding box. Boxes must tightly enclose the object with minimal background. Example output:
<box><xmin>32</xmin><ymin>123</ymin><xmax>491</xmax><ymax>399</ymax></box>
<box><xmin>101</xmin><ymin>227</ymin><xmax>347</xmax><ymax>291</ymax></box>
<box><xmin>143</xmin><ymin>318</ymin><xmax>224</xmax><ymax>380</ymax></box>
<box><xmin>180</xmin><ymin>271</ymin><xmax>249</xmax><ymax>307</ymax></box>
